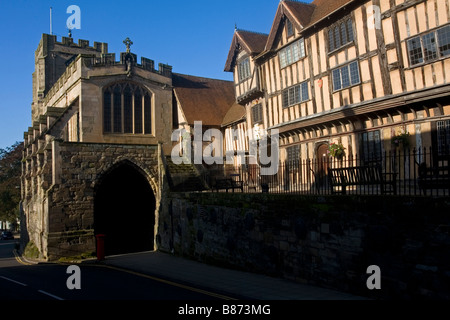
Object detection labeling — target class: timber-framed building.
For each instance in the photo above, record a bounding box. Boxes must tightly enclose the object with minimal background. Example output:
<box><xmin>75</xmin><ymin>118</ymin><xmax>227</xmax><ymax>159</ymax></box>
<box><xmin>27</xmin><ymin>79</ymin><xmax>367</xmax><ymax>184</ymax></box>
<box><xmin>224</xmin><ymin>0</ymin><xmax>450</xmax><ymax>169</ymax></box>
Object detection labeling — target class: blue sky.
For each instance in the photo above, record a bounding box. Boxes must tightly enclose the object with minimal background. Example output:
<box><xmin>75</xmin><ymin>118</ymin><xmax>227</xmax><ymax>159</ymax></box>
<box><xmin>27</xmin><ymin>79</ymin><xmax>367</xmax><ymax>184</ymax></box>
<box><xmin>0</xmin><ymin>0</ymin><xmax>312</xmax><ymax>149</ymax></box>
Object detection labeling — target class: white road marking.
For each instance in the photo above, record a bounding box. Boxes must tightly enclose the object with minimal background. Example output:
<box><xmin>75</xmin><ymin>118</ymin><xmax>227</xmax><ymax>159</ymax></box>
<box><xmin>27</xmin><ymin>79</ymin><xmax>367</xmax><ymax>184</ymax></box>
<box><xmin>1</xmin><ymin>276</ymin><xmax>65</xmax><ymax>300</ymax></box>
<box><xmin>0</xmin><ymin>276</ymin><xmax>28</xmax><ymax>287</ymax></box>
<box><xmin>38</xmin><ymin>290</ymin><xmax>65</xmax><ymax>300</ymax></box>
<box><xmin>0</xmin><ymin>242</ymin><xmax>15</xmax><ymax>246</ymax></box>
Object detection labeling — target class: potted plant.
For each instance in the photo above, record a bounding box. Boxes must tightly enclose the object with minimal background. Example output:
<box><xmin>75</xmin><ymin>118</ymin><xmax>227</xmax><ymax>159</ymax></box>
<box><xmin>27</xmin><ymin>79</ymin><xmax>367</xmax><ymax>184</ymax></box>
<box><xmin>391</xmin><ymin>132</ymin><xmax>410</xmax><ymax>149</ymax></box>
<box><xmin>328</xmin><ymin>142</ymin><xmax>346</xmax><ymax>160</ymax></box>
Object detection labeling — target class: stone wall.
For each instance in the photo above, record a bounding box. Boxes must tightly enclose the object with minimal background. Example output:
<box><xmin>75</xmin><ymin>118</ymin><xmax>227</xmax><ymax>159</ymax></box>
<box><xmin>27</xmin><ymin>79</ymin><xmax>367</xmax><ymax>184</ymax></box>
<box><xmin>23</xmin><ymin>141</ymin><xmax>164</xmax><ymax>261</ymax></box>
<box><xmin>158</xmin><ymin>193</ymin><xmax>450</xmax><ymax>299</ymax></box>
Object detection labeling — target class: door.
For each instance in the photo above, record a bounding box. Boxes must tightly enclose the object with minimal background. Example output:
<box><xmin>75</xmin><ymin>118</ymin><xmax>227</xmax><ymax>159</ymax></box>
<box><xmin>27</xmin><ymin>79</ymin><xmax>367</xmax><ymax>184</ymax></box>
<box><xmin>315</xmin><ymin>143</ymin><xmax>330</xmax><ymax>189</ymax></box>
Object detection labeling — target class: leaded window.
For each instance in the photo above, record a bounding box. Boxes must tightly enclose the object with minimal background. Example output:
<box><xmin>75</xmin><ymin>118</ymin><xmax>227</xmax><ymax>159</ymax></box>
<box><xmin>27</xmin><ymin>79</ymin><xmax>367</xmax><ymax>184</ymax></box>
<box><xmin>422</xmin><ymin>32</ymin><xmax>437</xmax><ymax>61</ymax></box>
<box><xmin>437</xmin><ymin>25</ymin><xmax>450</xmax><ymax>56</ymax></box>
<box><xmin>279</xmin><ymin>38</ymin><xmax>305</xmax><ymax>68</ymax></box>
<box><xmin>252</xmin><ymin>104</ymin><xmax>263</xmax><ymax>125</ymax></box>
<box><xmin>238</xmin><ymin>58</ymin><xmax>251</xmax><ymax>81</ymax></box>
<box><xmin>103</xmin><ymin>90</ymin><xmax>112</xmax><ymax>133</ymax></box>
<box><xmin>287</xmin><ymin>19</ymin><xmax>294</xmax><ymax>37</ymax></box>
<box><xmin>347</xmin><ymin>19</ymin><xmax>354</xmax><ymax>42</ymax></box>
<box><xmin>408</xmin><ymin>24</ymin><xmax>450</xmax><ymax>66</ymax></box>
<box><xmin>282</xmin><ymin>81</ymin><xmax>309</xmax><ymax>108</ymax></box>
<box><xmin>329</xmin><ymin>18</ymin><xmax>354</xmax><ymax>52</ymax></box>
<box><xmin>437</xmin><ymin>120</ymin><xmax>450</xmax><ymax>156</ymax></box>
<box><xmin>287</xmin><ymin>145</ymin><xmax>300</xmax><ymax>164</ymax></box>
<box><xmin>361</xmin><ymin>131</ymin><xmax>382</xmax><ymax>163</ymax></box>
<box><xmin>103</xmin><ymin>82</ymin><xmax>152</xmax><ymax>135</ymax></box>
<box><xmin>332</xmin><ymin>61</ymin><xmax>361</xmax><ymax>92</ymax></box>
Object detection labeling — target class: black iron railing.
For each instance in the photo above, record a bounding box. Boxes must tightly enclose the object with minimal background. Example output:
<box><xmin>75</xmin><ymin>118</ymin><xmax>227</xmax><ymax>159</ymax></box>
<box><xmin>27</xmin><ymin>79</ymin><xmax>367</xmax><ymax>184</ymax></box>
<box><xmin>200</xmin><ymin>148</ymin><xmax>450</xmax><ymax>196</ymax></box>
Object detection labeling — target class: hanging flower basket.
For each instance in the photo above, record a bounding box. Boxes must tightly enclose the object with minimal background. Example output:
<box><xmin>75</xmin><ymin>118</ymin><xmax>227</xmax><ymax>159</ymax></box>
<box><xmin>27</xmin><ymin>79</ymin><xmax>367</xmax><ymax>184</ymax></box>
<box><xmin>391</xmin><ymin>132</ymin><xmax>410</xmax><ymax>149</ymax></box>
<box><xmin>328</xmin><ymin>142</ymin><xmax>346</xmax><ymax>159</ymax></box>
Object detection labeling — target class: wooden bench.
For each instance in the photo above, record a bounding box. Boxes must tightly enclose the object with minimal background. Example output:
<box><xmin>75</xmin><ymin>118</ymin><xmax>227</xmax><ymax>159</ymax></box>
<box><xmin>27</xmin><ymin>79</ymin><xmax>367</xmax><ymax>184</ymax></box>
<box><xmin>328</xmin><ymin>165</ymin><xmax>397</xmax><ymax>195</ymax></box>
<box><xmin>418</xmin><ymin>163</ymin><xmax>450</xmax><ymax>195</ymax></box>
<box><xmin>215</xmin><ymin>175</ymin><xmax>243</xmax><ymax>193</ymax></box>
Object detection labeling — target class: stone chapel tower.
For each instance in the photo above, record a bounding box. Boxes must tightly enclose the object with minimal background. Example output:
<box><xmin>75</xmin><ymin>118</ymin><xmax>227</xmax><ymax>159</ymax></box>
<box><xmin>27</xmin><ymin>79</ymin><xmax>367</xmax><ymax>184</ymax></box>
<box><xmin>22</xmin><ymin>34</ymin><xmax>173</xmax><ymax>260</ymax></box>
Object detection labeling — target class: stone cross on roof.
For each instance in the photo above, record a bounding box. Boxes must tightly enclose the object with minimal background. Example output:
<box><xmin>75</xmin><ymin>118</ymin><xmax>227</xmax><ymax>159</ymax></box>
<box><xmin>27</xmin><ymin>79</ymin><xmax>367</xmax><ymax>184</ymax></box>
<box><xmin>123</xmin><ymin>37</ymin><xmax>133</xmax><ymax>53</ymax></box>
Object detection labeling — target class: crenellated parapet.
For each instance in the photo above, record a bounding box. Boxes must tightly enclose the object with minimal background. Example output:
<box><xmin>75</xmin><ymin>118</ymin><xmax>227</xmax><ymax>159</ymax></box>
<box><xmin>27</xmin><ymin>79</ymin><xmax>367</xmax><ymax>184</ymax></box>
<box><xmin>86</xmin><ymin>51</ymin><xmax>173</xmax><ymax>77</ymax></box>
<box><xmin>32</xmin><ymin>34</ymin><xmax>108</xmax><ymax>122</ymax></box>
<box><xmin>35</xmin><ymin>35</ymin><xmax>173</xmax><ymax>114</ymax></box>
<box><xmin>36</xmin><ymin>34</ymin><xmax>108</xmax><ymax>58</ymax></box>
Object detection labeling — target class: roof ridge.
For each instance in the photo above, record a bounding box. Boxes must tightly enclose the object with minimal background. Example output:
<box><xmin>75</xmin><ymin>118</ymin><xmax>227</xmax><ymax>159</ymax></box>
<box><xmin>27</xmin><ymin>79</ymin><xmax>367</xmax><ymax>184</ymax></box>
<box><xmin>283</xmin><ymin>0</ymin><xmax>317</xmax><ymax>7</ymax></box>
<box><xmin>236</xmin><ymin>28</ymin><xmax>269</xmax><ymax>36</ymax></box>
<box><xmin>173</xmin><ymin>73</ymin><xmax>233</xmax><ymax>83</ymax></box>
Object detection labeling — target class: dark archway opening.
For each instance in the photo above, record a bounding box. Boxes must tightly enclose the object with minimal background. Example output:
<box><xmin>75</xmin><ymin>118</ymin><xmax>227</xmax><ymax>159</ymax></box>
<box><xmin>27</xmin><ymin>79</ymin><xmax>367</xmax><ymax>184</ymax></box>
<box><xmin>94</xmin><ymin>162</ymin><xmax>156</xmax><ymax>256</ymax></box>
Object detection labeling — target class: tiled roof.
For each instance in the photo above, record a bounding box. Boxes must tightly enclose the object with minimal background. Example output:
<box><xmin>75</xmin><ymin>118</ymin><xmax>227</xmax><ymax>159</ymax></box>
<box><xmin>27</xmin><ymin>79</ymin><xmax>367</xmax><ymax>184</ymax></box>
<box><xmin>226</xmin><ymin>0</ymin><xmax>358</xmax><ymax>69</ymax></box>
<box><xmin>173</xmin><ymin>73</ymin><xmax>236</xmax><ymax>127</ymax></box>
<box><xmin>266</xmin><ymin>0</ymin><xmax>355</xmax><ymax>51</ymax></box>
<box><xmin>224</xmin><ymin>29</ymin><xmax>269</xmax><ymax>72</ymax></box>
<box><xmin>266</xmin><ymin>1</ymin><xmax>316</xmax><ymax>50</ymax></box>
<box><xmin>309</xmin><ymin>0</ymin><xmax>355</xmax><ymax>26</ymax></box>
<box><xmin>283</xmin><ymin>1</ymin><xmax>316</xmax><ymax>27</ymax></box>
<box><xmin>237</xmin><ymin>29</ymin><xmax>269</xmax><ymax>55</ymax></box>
<box><xmin>221</xmin><ymin>103</ymin><xmax>246</xmax><ymax>127</ymax></box>
<box><xmin>283</xmin><ymin>0</ymin><xmax>355</xmax><ymax>28</ymax></box>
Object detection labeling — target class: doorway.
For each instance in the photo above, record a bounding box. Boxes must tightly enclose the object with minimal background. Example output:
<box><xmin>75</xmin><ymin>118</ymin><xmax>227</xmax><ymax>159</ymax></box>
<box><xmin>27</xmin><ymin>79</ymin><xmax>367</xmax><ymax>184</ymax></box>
<box><xmin>94</xmin><ymin>161</ymin><xmax>156</xmax><ymax>256</ymax></box>
<box><xmin>315</xmin><ymin>143</ymin><xmax>330</xmax><ymax>189</ymax></box>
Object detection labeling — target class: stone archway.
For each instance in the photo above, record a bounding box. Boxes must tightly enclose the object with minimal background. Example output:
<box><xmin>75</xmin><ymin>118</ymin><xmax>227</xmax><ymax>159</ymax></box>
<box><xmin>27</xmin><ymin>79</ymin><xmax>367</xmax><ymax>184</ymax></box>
<box><xmin>94</xmin><ymin>161</ymin><xmax>156</xmax><ymax>256</ymax></box>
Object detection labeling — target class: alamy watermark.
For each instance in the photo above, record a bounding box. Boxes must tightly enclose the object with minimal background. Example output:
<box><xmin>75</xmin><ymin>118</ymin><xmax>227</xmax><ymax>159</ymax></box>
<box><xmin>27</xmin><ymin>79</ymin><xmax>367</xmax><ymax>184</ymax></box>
<box><xmin>66</xmin><ymin>5</ymin><xmax>81</xmax><ymax>31</ymax></box>
<box><xmin>66</xmin><ymin>265</ymin><xmax>81</xmax><ymax>290</ymax></box>
<box><xmin>366</xmin><ymin>265</ymin><xmax>381</xmax><ymax>290</ymax></box>
<box><xmin>367</xmin><ymin>5</ymin><xmax>381</xmax><ymax>30</ymax></box>
<box><xmin>171</xmin><ymin>122</ymin><xmax>280</xmax><ymax>176</ymax></box>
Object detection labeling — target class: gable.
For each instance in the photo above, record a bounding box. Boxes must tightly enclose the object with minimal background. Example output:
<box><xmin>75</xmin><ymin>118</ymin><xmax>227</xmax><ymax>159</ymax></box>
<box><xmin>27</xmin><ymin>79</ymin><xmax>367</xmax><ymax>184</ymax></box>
<box><xmin>265</xmin><ymin>1</ymin><xmax>316</xmax><ymax>51</ymax></box>
<box><xmin>224</xmin><ymin>30</ymin><xmax>268</xmax><ymax>72</ymax></box>
<box><xmin>265</xmin><ymin>0</ymin><xmax>357</xmax><ymax>52</ymax></box>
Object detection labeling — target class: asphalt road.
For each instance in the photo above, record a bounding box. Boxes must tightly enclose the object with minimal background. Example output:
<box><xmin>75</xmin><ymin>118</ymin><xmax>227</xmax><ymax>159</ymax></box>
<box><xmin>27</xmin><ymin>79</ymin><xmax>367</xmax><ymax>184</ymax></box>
<box><xmin>0</xmin><ymin>239</ymin><xmax>225</xmax><ymax>301</ymax></box>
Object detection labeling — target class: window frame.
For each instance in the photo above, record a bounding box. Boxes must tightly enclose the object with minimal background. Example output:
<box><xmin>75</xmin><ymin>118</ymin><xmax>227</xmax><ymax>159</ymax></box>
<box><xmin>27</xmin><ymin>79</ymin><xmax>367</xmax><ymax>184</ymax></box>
<box><xmin>286</xmin><ymin>19</ymin><xmax>294</xmax><ymax>38</ymax></box>
<box><xmin>279</xmin><ymin>38</ymin><xmax>306</xmax><ymax>69</ymax></box>
<box><xmin>103</xmin><ymin>82</ymin><xmax>153</xmax><ymax>135</ymax></box>
<box><xmin>282</xmin><ymin>81</ymin><xmax>310</xmax><ymax>109</ymax></box>
<box><xmin>436</xmin><ymin>120</ymin><xmax>450</xmax><ymax>156</ymax></box>
<box><xmin>331</xmin><ymin>61</ymin><xmax>361</xmax><ymax>92</ymax></box>
<box><xmin>251</xmin><ymin>104</ymin><xmax>264</xmax><ymax>125</ymax></box>
<box><xmin>360</xmin><ymin>130</ymin><xmax>382</xmax><ymax>163</ymax></box>
<box><xmin>407</xmin><ymin>24</ymin><xmax>450</xmax><ymax>67</ymax></box>
<box><xmin>237</xmin><ymin>57</ymin><xmax>251</xmax><ymax>82</ymax></box>
<box><xmin>437</xmin><ymin>25</ymin><xmax>450</xmax><ymax>57</ymax></box>
<box><xmin>328</xmin><ymin>17</ymin><xmax>355</xmax><ymax>54</ymax></box>
<box><xmin>286</xmin><ymin>145</ymin><xmax>301</xmax><ymax>165</ymax></box>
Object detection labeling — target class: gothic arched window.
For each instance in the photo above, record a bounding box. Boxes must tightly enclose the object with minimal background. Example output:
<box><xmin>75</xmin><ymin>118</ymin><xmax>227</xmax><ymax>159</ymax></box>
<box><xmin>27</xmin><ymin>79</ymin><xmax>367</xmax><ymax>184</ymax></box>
<box><xmin>103</xmin><ymin>82</ymin><xmax>152</xmax><ymax>135</ymax></box>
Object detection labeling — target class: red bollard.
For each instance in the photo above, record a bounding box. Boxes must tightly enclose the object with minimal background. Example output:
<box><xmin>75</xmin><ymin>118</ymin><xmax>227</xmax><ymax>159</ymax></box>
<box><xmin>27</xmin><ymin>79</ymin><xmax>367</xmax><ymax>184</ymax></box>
<box><xmin>96</xmin><ymin>234</ymin><xmax>106</xmax><ymax>261</ymax></box>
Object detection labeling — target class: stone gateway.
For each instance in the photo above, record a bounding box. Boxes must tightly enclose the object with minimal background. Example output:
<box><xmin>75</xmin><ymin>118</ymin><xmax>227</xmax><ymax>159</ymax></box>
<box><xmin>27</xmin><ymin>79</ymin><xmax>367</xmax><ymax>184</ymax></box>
<box><xmin>20</xmin><ymin>34</ymin><xmax>230</xmax><ymax>260</ymax></box>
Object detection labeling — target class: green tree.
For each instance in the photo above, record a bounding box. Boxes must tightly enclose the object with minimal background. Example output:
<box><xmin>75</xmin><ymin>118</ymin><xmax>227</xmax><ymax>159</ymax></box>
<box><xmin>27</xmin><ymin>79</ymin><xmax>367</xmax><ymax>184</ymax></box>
<box><xmin>0</xmin><ymin>141</ymin><xmax>23</xmax><ymax>229</ymax></box>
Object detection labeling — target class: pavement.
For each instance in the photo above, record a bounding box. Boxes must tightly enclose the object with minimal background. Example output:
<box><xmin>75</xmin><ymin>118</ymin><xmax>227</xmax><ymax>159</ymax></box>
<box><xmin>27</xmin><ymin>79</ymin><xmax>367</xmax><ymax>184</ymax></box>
<box><xmin>91</xmin><ymin>250</ymin><xmax>368</xmax><ymax>300</ymax></box>
<box><xmin>12</xmin><ymin>230</ymin><xmax>367</xmax><ymax>300</ymax></box>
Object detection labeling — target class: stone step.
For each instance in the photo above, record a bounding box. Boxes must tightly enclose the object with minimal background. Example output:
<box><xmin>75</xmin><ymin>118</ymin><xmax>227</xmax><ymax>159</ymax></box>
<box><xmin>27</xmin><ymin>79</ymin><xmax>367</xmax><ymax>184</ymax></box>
<box><xmin>164</xmin><ymin>156</ymin><xmax>209</xmax><ymax>192</ymax></box>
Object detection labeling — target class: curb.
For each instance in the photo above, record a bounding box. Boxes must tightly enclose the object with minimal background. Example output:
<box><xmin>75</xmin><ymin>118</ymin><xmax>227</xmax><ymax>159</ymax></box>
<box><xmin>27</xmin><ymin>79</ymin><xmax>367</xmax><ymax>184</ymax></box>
<box><xmin>13</xmin><ymin>249</ymin><xmax>40</xmax><ymax>266</ymax></box>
